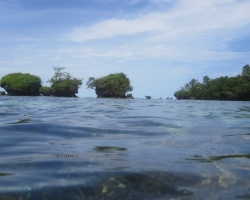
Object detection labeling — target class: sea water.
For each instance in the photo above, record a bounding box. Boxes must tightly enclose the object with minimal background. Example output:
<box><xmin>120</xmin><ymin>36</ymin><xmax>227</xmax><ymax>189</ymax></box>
<box><xmin>0</xmin><ymin>96</ymin><xmax>249</xmax><ymax>199</ymax></box>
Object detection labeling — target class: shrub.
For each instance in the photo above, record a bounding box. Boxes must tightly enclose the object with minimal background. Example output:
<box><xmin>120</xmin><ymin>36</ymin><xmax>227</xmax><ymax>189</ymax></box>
<box><xmin>0</xmin><ymin>73</ymin><xmax>41</xmax><ymax>96</ymax></box>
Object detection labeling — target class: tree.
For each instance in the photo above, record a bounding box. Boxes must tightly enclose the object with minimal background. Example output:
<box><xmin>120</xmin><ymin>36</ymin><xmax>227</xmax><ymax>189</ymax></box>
<box><xmin>203</xmin><ymin>75</ymin><xmax>211</xmax><ymax>85</ymax></box>
<box><xmin>174</xmin><ymin>65</ymin><xmax>250</xmax><ymax>100</ymax></box>
<box><xmin>242</xmin><ymin>64</ymin><xmax>250</xmax><ymax>76</ymax></box>
<box><xmin>86</xmin><ymin>77</ymin><xmax>96</xmax><ymax>89</ymax></box>
<box><xmin>86</xmin><ymin>73</ymin><xmax>133</xmax><ymax>98</ymax></box>
<box><xmin>174</xmin><ymin>89</ymin><xmax>191</xmax><ymax>100</ymax></box>
<box><xmin>184</xmin><ymin>79</ymin><xmax>200</xmax><ymax>96</ymax></box>
<box><xmin>174</xmin><ymin>78</ymin><xmax>201</xmax><ymax>99</ymax></box>
<box><xmin>46</xmin><ymin>67</ymin><xmax>83</xmax><ymax>97</ymax></box>
<box><xmin>0</xmin><ymin>73</ymin><xmax>41</xmax><ymax>96</ymax></box>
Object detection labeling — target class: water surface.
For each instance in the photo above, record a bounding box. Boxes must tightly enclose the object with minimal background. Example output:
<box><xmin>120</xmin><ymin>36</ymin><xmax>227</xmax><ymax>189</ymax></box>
<box><xmin>0</xmin><ymin>96</ymin><xmax>249</xmax><ymax>199</ymax></box>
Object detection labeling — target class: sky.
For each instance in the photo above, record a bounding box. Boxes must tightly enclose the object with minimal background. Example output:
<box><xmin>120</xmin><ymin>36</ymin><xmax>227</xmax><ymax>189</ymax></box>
<box><xmin>0</xmin><ymin>0</ymin><xmax>249</xmax><ymax>98</ymax></box>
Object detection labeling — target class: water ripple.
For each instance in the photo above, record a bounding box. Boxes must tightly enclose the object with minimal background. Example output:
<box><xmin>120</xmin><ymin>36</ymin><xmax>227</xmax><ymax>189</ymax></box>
<box><xmin>0</xmin><ymin>96</ymin><xmax>250</xmax><ymax>199</ymax></box>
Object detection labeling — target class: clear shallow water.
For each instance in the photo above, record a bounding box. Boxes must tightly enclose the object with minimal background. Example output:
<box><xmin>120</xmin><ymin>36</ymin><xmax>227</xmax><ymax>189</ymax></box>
<box><xmin>0</xmin><ymin>96</ymin><xmax>249</xmax><ymax>200</ymax></box>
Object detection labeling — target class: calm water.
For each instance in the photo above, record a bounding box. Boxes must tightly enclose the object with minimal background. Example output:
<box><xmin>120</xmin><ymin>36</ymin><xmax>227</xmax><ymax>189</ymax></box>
<box><xmin>0</xmin><ymin>96</ymin><xmax>249</xmax><ymax>200</ymax></box>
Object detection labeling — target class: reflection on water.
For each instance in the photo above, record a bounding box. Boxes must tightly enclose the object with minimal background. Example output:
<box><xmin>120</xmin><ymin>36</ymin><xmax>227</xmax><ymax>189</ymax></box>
<box><xmin>0</xmin><ymin>97</ymin><xmax>250</xmax><ymax>199</ymax></box>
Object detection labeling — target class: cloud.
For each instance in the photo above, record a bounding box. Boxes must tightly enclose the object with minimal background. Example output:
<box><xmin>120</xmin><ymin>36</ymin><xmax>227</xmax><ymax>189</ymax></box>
<box><xmin>68</xmin><ymin>0</ymin><xmax>250</xmax><ymax>41</ymax></box>
<box><xmin>69</xmin><ymin>18</ymin><xmax>163</xmax><ymax>42</ymax></box>
<box><xmin>67</xmin><ymin>0</ymin><xmax>250</xmax><ymax>64</ymax></box>
<box><xmin>1</xmin><ymin>0</ymin><xmax>250</xmax><ymax>98</ymax></box>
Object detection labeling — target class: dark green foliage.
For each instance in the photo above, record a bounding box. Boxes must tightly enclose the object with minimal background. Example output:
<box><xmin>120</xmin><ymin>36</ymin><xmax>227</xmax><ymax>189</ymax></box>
<box><xmin>174</xmin><ymin>78</ymin><xmax>201</xmax><ymax>99</ymax></box>
<box><xmin>0</xmin><ymin>73</ymin><xmax>41</xmax><ymax>96</ymax></box>
<box><xmin>86</xmin><ymin>73</ymin><xmax>133</xmax><ymax>98</ymax></box>
<box><xmin>174</xmin><ymin>65</ymin><xmax>250</xmax><ymax>100</ymax></box>
<box><xmin>182</xmin><ymin>78</ymin><xmax>201</xmax><ymax>96</ymax></box>
<box><xmin>242</xmin><ymin>64</ymin><xmax>250</xmax><ymax>76</ymax></box>
<box><xmin>174</xmin><ymin>90</ymin><xmax>192</xmax><ymax>100</ymax></box>
<box><xmin>39</xmin><ymin>86</ymin><xmax>52</xmax><ymax>96</ymax></box>
<box><xmin>48</xmin><ymin>67</ymin><xmax>83</xmax><ymax>97</ymax></box>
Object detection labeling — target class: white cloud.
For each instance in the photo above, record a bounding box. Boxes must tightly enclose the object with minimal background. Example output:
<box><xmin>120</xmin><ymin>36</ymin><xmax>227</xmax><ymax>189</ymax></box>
<box><xmin>69</xmin><ymin>18</ymin><xmax>164</xmax><ymax>42</ymax></box>
<box><xmin>1</xmin><ymin>0</ymin><xmax>250</xmax><ymax>98</ymax></box>
<box><xmin>70</xmin><ymin>0</ymin><xmax>250</xmax><ymax>42</ymax></box>
<box><xmin>68</xmin><ymin>0</ymin><xmax>250</xmax><ymax>63</ymax></box>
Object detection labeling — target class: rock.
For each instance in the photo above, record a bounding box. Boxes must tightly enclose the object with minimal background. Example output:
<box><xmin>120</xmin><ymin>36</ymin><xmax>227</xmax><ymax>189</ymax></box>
<box><xmin>0</xmin><ymin>91</ymin><xmax>6</xmax><ymax>95</ymax></box>
<box><xmin>126</xmin><ymin>94</ymin><xmax>133</xmax><ymax>98</ymax></box>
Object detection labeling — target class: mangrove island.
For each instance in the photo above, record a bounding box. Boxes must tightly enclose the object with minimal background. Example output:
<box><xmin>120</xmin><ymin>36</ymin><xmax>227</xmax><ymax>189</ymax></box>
<box><xmin>174</xmin><ymin>65</ymin><xmax>250</xmax><ymax>101</ymax></box>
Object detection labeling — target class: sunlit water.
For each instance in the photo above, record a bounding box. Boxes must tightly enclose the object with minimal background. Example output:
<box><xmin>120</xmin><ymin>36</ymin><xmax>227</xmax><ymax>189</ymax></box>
<box><xmin>0</xmin><ymin>96</ymin><xmax>249</xmax><ymax>199</ymax></box>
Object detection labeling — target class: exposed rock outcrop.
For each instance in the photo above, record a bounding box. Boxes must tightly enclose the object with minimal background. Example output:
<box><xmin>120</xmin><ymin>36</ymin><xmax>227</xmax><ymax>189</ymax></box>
<box><xmin>126</xmin><ymin>94</ymin><xmax>133</xmax><ymax>98</ymax></box>
<box><xmin>0</xmin><ymin>91</ymin><xmax>6</xmax><ymax>95</ymax></box>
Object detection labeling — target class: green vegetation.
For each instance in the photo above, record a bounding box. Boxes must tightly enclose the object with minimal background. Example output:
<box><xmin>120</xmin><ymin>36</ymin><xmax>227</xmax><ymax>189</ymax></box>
<box><xmin>0</xmin><ymin>73</ymin><xmax>41</xmax><ymax>96</ymax></box>
<box><xmin>46</xmin><ymin>67</ymin><xmax>83</xmax><ymax>97</ymax></box>
<box><xmin>0</xmin><ymin>68</ymin><xmax>82</xmax><ymax>97</ymax></box>
<box><xmin>39</xmin><ymin>86</ymin><xmax>52</xmax><ymax>96</ymax></box>
<box><xmin>174</xmin><ymin>65</ymin><xmax>250</xmax><ymax>100</ymax></box>
<box><xmin>86</xmin><ymin>73</ymin><xmax>133</xmax><ymax>98</ymax></box>
<box><xmin>242</xmin><ymin>64</ymin><xmax>250</xmax><ymax>76</ymax></box>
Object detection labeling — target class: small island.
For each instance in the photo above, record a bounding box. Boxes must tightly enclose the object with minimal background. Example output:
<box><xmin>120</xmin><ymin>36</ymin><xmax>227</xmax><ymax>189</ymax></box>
<box><xmin>174</xmin><ymin>65</ymin><xmax>250</xmax><ymax>101</ymax></box>
<box><xmin>0</xmin><ymin>67</ymin><xmax>83</xmax><ymax>97</ymax></box>
<box><xmin>0</xmin><ymin>69</ymin><xmax>133</xmax><ymax>98</ymax></box>
<box><xmin>40</xmin><ymin>67</ymin><xmax>83</xmax><ymax>97</ymax></box>
<box><xmin>86</xmin><ymin>73</ymin><xmax>133</xmax><ymax>98</ymax></box>
<box><xmin>1</xmin><ymin>64</ymin><xmax>250</xmax><ymax>100</ymax></box>
<box><xmin>0</xmin><ymin>73</ymin><xmax>42</xmax><ymax>96</ymax></box>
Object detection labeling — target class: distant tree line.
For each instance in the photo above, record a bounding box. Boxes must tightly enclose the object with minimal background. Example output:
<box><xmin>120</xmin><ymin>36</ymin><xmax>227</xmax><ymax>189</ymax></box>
<box><xmin>174</xmin><ymin>65</ymin><xmax>250</xmax><ymax>100</ymax></box>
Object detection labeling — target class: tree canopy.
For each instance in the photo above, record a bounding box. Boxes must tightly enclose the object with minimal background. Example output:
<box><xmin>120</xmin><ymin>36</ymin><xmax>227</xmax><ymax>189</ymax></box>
<box><xmin>86</xmin><ymin>73</ymin><xmax>133</xmax><ymax>98</ymax></box>
<box><xmin>174</xmin><ymin>65</ymin><xmax>250</xmax><ymax>100</ymax></box>
<box><xmin>44</xmin><ymin>67</ymin><xmax>83</xmax><ymax>97</ymax></box>
<box><xmin>242</xmin><ymin>64</ymin><xmax>250</xmax><ymax>76</ymax></box>
<box><xmin>0</xmin><ymin>73</ymin><xmax>41</xmax><ymax>96</ymax></box>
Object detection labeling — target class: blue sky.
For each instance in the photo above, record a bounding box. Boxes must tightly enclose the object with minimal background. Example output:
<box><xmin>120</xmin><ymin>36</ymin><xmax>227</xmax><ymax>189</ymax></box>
<box><xmin>0</xmin><ymin>0</ymin><xmax>249</xmax><ymax>98</ymax></box>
